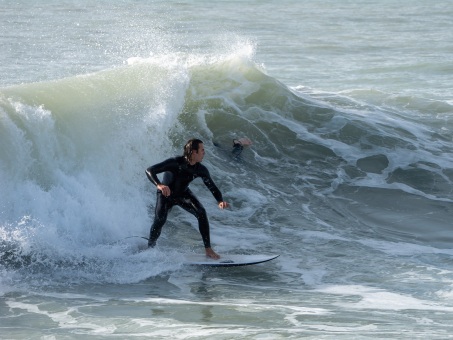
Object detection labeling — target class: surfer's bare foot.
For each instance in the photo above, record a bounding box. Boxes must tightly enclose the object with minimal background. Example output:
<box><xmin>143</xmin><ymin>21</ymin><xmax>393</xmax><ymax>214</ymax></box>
<box><xmin>205</xmin><ymin>247</ymin><xmax>220</xmax><ymax>259</ymax></box>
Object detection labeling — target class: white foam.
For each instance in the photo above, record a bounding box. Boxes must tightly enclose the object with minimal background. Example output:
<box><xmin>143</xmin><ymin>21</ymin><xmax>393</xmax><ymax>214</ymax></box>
<box><xmin>6</xmin><ymin>300</ymin><xmax>117</xmax><ymax>333</ymax></box>
<box><xmin>316</xmin><ymin>285</ymin><xmax>453</xmax><ymax>312</ymax></box>
<box><xmin>358</xmin><ymin>238</ymin><xmax>453</xmax><ymax>257</ymax></box>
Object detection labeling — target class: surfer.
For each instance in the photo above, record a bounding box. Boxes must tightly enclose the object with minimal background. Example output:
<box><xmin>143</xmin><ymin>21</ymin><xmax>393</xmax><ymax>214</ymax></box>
<box><xmin>146</xmin><ymin>138</ymin><xmax>229</xmax><ymax>259</ymax></box>
<box><xmin>213</xmin><ymin>137</ymin><xmax>253</xmax><ymax>160</ymax></box>
<box><xmin>232</xmin><ymin>137</ymin><xmax>252</xmax><ymax>159</ymax></box>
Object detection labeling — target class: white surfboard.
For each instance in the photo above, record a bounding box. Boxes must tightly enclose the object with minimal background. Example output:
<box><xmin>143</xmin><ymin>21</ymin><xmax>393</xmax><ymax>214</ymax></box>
<box><xmin>184</xmin><ymin>254</ymin><xmax>279</xmax><ymax>267</ymax></box>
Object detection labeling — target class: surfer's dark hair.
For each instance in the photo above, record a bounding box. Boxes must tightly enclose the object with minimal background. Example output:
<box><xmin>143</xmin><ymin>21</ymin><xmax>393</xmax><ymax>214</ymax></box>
<box><xmin>183</xmin><ymin>138</ymin><xmax>203</xmax><ymax>162</ymax></box>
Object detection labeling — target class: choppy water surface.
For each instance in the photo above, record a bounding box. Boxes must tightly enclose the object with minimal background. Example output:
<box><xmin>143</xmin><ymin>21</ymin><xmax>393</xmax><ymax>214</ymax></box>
<box><xmin>1</xmin><ymin>1</ymin><xmax>453</xmax><ymax>338</ymax></box>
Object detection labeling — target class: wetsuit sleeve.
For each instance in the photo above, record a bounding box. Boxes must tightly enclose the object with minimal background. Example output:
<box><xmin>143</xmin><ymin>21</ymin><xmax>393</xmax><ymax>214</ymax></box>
<box><xmin>146</xmin><ymin>158</ymin><xmax>178</xmax><ymax>186</ymax></box>
<box><xmin>232</xmin><ymin>140</ymin><xmax>244</xmax><ymax>158</ymax></box>
<box><xmin>199</xmin><ymin>166</ymin><xmax>224</xmax><ymax>203</ymax></box>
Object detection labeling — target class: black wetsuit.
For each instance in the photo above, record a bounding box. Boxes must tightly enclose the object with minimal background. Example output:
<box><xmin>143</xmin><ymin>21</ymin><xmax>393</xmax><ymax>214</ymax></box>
<box><xmin>232</xmin><ymin>140</ymin><xmax>244</xmax><ymax>159</ymax></box>
<box><xmin>146</xmin><ymin>156</ymin><xmax>224</xmax><ymax>248</ymax></box>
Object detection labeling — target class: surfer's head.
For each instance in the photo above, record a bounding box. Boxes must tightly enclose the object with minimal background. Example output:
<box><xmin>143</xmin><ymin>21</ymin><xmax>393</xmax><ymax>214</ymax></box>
<box><xmin>183</xmin><ymin>138</ymin><xmax>205</xmax><ymax>164</ymax></box>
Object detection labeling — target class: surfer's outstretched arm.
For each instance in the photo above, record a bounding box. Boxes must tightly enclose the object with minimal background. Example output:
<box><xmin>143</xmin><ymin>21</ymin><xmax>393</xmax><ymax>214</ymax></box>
<box><xmin>232</xmin><ymin>137</ymin><xmax>252</xmax><ymax>159</ymax></box>
<box><xmin>234</xmin><ymin>137</ymin><xmax>252</xmax><ymax>147</ymax></box>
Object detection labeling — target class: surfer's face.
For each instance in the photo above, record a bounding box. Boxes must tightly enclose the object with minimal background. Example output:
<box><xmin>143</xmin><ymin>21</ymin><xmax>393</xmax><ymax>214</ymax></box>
<box><xmin>192</xmin><ymin>143</ymin><xmax>205</xmax><ymax>163</ymax></box>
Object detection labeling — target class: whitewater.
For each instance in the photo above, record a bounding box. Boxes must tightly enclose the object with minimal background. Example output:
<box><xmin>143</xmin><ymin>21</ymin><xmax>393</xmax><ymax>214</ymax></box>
<box><xmin>1</xmin><ymin>1</ymin><xmax>453</xmax><ymax>339</ymax></box>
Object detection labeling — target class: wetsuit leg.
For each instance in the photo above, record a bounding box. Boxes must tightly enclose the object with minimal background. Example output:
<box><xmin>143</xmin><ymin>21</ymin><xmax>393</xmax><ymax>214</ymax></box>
<box><xmin>176</xmin><ymin>192</ymin><xmax>211</xmax><ymax>248</ymax></box>
<box><xmin>149</xmin><ymin>192</ymin><xmax>173</xmax><ymax>247</ymax></box>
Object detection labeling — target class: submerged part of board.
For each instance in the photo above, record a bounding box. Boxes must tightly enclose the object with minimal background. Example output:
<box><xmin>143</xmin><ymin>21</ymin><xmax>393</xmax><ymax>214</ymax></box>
<box><xmin>184</xmin><ymin>254</ymin><xmax>279</xmax><ymax>267</ymax></box>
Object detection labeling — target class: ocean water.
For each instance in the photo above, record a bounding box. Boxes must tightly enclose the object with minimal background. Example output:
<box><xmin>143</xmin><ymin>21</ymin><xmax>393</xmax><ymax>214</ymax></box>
<box><xmin>1</xmin><ymin>0</ymin><xmax>453</xmax><ymax>339</ymax></box>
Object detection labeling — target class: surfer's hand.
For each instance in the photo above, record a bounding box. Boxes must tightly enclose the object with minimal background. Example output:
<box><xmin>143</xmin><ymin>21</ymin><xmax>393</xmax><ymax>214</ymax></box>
<box><xmin>218</xmin><ymin>201</ymin><xmax>229</xmax><ymax>209</ymax></box>
<box><xmin>237</xmin><ymin>137</ymin><xmax>252</xmax><ymax>146</ymax></box>
<box><xmin>157</xmin><ymin>184</ymin><xmax>171</xmax><ymax>197</ymax></box>
<box><xmin>205</xmin><ymin>247</ymin><xmax>220</xmax><ymax>259</ymax></box>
